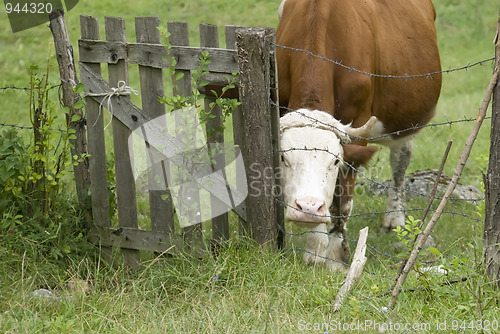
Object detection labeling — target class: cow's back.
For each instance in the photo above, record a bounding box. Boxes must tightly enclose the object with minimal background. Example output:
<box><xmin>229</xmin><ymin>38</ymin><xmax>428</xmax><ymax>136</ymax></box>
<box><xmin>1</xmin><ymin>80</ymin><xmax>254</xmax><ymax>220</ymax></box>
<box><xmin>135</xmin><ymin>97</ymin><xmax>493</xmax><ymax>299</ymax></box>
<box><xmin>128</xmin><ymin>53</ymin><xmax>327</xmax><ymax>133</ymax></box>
<box><xmin>277</xmin><ymin>0</ymin><xmax>442</xmax><ymax>137</ymax></box>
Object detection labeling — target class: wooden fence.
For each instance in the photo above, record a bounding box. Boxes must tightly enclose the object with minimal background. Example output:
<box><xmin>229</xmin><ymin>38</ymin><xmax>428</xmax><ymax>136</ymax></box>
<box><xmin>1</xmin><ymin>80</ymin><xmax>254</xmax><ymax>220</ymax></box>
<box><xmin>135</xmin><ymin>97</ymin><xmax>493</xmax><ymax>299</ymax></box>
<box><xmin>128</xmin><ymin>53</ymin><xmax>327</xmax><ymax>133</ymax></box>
<box><xmin>78</xmin><ymin>15</ymin><xmax>284</xmax><ymax>268</ymax></box>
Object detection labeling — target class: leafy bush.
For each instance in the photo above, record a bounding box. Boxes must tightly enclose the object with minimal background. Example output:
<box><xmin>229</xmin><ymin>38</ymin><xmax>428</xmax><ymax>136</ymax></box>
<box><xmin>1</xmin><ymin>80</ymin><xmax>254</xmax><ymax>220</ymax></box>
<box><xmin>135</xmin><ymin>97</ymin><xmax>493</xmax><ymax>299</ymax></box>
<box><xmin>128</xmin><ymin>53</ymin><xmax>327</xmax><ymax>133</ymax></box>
<box><xmin>0</xmin><ymin>60</ymin><xmax>90</xmax><ymax>265</ymax></box>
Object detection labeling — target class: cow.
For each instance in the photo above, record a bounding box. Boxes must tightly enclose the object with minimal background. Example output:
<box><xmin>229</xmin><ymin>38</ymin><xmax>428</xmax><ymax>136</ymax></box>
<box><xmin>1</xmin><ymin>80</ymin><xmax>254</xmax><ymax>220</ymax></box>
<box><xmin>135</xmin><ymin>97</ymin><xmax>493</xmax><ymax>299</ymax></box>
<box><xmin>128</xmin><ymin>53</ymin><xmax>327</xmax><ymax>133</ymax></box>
<box><xmin>276</xmin><ymin>0</ymin><xmax>442</xmax><ymax>271</ymax></box>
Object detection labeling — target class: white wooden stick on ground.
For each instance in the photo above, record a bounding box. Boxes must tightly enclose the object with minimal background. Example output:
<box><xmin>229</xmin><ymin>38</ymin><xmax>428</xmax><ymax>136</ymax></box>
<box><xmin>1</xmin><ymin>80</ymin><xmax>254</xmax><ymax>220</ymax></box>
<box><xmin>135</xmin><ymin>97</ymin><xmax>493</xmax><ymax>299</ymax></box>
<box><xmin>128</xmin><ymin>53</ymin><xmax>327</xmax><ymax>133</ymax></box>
<box><xmin>332</xmin><ymin>226</ymin><xmax>369</xmax><ymax>312</ymax></box>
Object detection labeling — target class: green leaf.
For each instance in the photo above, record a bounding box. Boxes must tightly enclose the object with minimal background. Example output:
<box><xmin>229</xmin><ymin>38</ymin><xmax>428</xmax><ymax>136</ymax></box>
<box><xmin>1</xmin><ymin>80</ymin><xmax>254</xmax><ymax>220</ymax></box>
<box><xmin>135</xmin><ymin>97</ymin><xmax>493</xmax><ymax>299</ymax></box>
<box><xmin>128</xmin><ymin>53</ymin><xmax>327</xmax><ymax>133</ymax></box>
<box><xmin>62</xmin><ymin>243</ymin><xmax>71</xmax><ymax>254</ymax></box>
<box><xmin>175</xmin><ymin>72</ymin><xmax>185</xmax><ymax>80</ymax></box>
<box><xmin>73</xmin><ymin>82</ymin><xmax>85</xmax><ymax>94</ymax></box>
<box><xmin>74</xmin><ymin>99</ymin><xmax>85</xmax><ymax>109</ymax></box>
<box><xmin>71</xmin><ymin>114</ymin><xmax>81</xmax><ymax>122</ymax></box>
<box><xmin>426</xmin><ymin>247</ymin><xmax>441</xmax><ymax>257</ymax></box>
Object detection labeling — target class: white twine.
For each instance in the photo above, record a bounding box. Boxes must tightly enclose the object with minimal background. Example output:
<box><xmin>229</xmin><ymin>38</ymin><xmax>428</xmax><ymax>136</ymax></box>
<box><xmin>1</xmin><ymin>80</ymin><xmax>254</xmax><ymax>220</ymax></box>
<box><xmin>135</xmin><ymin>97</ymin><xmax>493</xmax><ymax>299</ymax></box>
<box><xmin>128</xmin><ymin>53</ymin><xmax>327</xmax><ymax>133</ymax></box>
<box><xmin>86</xmin><ymin>80</ymin><xmax>139</xmax><ymax>129</ymax></box>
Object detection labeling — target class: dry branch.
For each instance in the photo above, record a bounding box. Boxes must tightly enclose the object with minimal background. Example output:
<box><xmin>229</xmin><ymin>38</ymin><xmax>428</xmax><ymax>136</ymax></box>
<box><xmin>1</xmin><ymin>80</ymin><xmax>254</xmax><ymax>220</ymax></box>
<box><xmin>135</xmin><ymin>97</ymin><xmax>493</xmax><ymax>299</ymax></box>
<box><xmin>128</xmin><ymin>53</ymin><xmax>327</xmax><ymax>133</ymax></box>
<box><xmin>388</xmin><ymin>65</ymin><xmax>500</xmax><ymax>309</ymax></box>
<box><xmin>390</xmin><ymin>140</ymin><xmax>453</xmax><ymax>292</ymax></box>
<box><xmin>419</xmin><ymin>140</ymin><xmax>453</xmax><ymax>226</ymax></box>
<box><xmin>332</xmin><ymin>226</ymin><xmax>369</xmax><ymax>312</ymax></box>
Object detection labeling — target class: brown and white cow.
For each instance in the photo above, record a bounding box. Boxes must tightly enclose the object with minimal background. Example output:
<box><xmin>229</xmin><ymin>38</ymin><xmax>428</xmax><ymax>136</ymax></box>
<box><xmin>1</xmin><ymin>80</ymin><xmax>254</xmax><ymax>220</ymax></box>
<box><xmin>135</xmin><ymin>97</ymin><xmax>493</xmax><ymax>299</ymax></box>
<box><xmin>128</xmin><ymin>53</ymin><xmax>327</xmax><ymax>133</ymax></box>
<box><xmin>276</xmin><ymin>0</ymin><xmax>442</xmax><ymax>271</ymax></box>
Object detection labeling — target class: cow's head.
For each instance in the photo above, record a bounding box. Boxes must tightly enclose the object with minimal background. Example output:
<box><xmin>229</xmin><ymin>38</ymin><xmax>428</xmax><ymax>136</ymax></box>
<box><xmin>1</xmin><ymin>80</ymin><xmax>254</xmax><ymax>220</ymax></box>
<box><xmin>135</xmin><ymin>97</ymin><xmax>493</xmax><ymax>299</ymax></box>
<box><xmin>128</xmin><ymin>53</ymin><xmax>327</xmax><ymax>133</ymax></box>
<box><xmin>279</xmin><ymin>109</ymin><xmax>380</xmax><ymax>224</ymax></box>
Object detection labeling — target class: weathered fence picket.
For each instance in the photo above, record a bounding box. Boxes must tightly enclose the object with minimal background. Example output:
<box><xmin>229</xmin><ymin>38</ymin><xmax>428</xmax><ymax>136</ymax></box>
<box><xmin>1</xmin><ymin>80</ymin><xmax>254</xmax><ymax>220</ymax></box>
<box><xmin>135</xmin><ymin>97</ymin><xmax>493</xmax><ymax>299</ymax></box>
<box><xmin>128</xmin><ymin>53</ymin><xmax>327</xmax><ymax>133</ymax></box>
<box><xmin>167</xmin><ymin>21</ymin><xmax>203</xmax><ymax>249</ymax></box>
<box><xmin>135</xmin><ymin>17</ymin><xmax>175</xmax><ymax>239</ymax></box>
<box><xmin>78</xmin><ymin>15</ymin><xmax>283</xmax><ymax>267</ymax></box>
<box><xmin>105</xmin><ymin>16</ymin><xmax>142</xmax><ymax>269</ymax></box>
<box><xmin>80</xmin><ymin>15</ymin><xmax>113</xmax><ymax>262</ymax></box>
<box><xmin>200</xmin><ymin>23</ymin><xmax>230</xmax><ymax>242</ymax></box>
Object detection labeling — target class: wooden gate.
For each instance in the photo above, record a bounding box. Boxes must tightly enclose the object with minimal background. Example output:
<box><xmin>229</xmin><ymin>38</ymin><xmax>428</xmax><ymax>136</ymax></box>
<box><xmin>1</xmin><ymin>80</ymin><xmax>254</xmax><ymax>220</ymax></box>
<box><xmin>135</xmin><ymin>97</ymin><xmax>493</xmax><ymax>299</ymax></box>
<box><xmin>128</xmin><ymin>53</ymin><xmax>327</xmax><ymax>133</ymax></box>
<box><xmin>78</xmin><ymin>15</ymin><xmax>284</xmax><ymax>268</ymax></box>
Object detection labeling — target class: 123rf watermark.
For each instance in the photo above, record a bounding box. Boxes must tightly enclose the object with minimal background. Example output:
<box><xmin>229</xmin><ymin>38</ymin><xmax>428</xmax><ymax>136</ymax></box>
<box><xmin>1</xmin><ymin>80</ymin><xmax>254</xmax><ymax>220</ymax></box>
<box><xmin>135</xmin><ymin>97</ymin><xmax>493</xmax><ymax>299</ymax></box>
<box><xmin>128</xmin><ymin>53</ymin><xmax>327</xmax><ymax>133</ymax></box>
<box><xmin>297</xmin><ymin>319</ymin><xmax>499</xmax><ymax>332</ymax></box>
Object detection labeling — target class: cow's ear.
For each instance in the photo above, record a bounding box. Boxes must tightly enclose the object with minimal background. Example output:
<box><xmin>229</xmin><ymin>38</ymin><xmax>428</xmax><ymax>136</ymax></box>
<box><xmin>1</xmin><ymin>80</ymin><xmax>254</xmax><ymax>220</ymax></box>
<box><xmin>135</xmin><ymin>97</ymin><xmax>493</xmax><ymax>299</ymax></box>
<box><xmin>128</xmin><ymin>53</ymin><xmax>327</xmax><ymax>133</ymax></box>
<box><xmin>342</xmin><ymin>144</ymin><xmax>378</xmax><ymax>167</ymax></box>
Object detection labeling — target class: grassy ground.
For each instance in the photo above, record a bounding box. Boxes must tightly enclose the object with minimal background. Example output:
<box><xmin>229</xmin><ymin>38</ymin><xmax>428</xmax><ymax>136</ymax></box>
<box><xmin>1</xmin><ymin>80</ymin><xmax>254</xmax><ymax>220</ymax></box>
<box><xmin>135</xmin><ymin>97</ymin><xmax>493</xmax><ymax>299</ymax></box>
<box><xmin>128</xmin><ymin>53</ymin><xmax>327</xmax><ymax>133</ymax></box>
<box><xmin>1</xmin><ymin>0</ymin><xmax>500</xmax><ymax>333</ymax></box>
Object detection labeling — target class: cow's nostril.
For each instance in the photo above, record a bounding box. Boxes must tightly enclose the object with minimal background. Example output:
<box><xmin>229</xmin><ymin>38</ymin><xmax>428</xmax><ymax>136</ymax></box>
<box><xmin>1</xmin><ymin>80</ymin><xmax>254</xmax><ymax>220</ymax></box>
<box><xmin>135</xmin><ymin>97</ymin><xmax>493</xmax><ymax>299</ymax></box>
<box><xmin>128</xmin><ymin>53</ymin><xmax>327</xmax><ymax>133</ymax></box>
<box><xmin>317</xmin><ymin>203</ymin><xmax>325</xmax><ymax>214</ymax></box>
<box><xmin>296</xmin><ymin>202</ymin><xmax>303</xmax><ymax>211</ymax></box>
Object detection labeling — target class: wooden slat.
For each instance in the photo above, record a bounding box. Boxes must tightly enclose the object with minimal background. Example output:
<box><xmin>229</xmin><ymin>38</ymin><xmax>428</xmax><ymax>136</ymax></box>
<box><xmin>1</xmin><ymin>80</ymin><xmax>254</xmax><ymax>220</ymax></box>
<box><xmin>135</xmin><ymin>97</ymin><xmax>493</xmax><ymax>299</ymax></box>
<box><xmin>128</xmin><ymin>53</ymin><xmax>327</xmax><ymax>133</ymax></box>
<box><xmin>92</xmin><ymin>226</ymin><xmax>183</xmax><ymax>253</ymax></box>
<box><xmin>225</xmin><ymin>25</ymin><xmax>249</xmax><ymax>234</ymax></box>
<box><xmin>200</xmin><ymin>23</ymin><xmax>229</xmax><ymax>241</ymax></box>
<box><xmin>105</xmin><ymin>16</ymin><xmax>141</xmax><ymax>269</ymax></box>
<box><xmin>135</xmin><ymin>17</ymin><xmax>176</xmax><ymax>240</ymax></box>
<box><xmin>167</xmin><ymin>21</ymin><xmax>203</xmax><ymax>250</ymax></box>
<box><xmin>79</xmin><ymin>15</ymin><xmax>112</xmax><ymax>261</ymax></box>
<box><xmin>78</xmin><ymin>39</ymin><xmax>238</xmax><ymax>73</ymax></box>
<box><xmin>79</xmin><ymin>63</ymin><xmax>248</xmax><ymax>219</ymax></box>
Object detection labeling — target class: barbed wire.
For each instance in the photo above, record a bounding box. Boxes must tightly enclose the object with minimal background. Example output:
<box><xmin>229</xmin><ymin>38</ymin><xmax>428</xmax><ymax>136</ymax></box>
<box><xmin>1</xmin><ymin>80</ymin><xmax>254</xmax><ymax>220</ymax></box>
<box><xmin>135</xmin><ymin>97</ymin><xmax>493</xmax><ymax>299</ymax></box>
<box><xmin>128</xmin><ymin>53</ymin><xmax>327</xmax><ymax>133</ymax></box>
<box><xmin>274</xmin><ymin>198</ymin><xmax>480</xmax><ymax>226</ymax></box>
<box><xmin>3</xmin><ymin>85</ymin><xmax>485</xmax><ymax>202</ymax></box>
<box><xmin>274</xmin><ymin>101</ymin><xmax>491</xmax><ymax>143</ymax></box>
<box><xmin>0</xmin><ymin>121</ymin><xmax>70</xmax><ymax>133</ymax></box>
<box><xmin>274</xmin><ymin>43</ymin><xmax>495</xmax><ymax>79</ymax></box>
<box><xmin>0</xmin><ymin>122</ymin><xmax>35</xmax><ymax>131</ymax></box>
<box><xmin>273</xmin><ymin>172</ymin><xmax>476</xmax><ymax>271</ymax></box>
<box><xmin>282</xmin><ymin>247</ymin><xmax>399</xmax><ymax>280</ymax></box>
<box><xmin>276</xmin><ymin>220</ymin><xmax>401</xmax><ymax>261</ymax></box>
<box><xmin>0</xmin><ymin>84</ymin><xmax>61</xmax><ymax>92</ymax></box>
<box><xmin>278</xmin><ymin>146</ymin><xmax>483</xmax><ymax>203</ymax></box>
<box><xmin>0</xmin><ymin>86</ymin><xmax>29</xmax><ymax>92</ymax></box>
<box><xmin>274</xmin><ymin>142</ymin><xmax>480</xmax><ymax>262</ymax></box>
<box><xmin>0</xmin><ymin>83</ymin><xmax>77</xmax><ymax>133</ymax></box>
<box><xmin>279</xmin><ymin>224</ymin><xmax>438</xmax><ymax>278</ymax></box>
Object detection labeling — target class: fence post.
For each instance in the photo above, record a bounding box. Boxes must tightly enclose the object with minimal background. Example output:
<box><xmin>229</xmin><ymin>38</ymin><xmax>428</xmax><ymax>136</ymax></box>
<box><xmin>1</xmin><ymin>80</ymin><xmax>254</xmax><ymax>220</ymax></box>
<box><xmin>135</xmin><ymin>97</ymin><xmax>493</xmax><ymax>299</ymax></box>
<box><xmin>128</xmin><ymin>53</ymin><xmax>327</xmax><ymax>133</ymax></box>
<box><xmin>484</xmin><ymin>9</ymin><xmax>500</xmax><ymax>289</ymax></box>
<box><xmin>236</xmin><ymin>28</ymin><xmax>280</xmax><ymax>247</ymax></box>
<box><xmin>49</xmin><ymin>9</ymin><xmax>91</xmax><ymax>210</ymax></box>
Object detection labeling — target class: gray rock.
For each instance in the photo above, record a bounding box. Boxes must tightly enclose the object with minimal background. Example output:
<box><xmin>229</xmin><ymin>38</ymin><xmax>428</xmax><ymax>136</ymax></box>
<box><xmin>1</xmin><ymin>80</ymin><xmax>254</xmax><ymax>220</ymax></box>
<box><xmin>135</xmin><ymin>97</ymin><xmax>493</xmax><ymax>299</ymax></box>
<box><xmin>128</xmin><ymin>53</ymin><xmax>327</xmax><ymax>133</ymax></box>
<box><xmin>359</xmin><ymin>169</ymin><xmax>483</xmax><ymax>201</ymax></box>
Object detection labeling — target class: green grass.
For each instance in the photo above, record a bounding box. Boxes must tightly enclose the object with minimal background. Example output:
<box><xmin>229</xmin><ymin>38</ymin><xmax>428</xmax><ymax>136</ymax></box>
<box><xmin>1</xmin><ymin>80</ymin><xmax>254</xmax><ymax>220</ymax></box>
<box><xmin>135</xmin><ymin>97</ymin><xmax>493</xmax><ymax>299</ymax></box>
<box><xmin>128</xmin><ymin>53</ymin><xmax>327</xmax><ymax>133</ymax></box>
<box><xmin>1</xmin><ymin>234</ymin><xmax>499</xmax><ymax>333</ymax></box>
<box><xmin>1</xmin><ymin>0</ymin><xmax>500</xmax><ymax>333</ymax></box>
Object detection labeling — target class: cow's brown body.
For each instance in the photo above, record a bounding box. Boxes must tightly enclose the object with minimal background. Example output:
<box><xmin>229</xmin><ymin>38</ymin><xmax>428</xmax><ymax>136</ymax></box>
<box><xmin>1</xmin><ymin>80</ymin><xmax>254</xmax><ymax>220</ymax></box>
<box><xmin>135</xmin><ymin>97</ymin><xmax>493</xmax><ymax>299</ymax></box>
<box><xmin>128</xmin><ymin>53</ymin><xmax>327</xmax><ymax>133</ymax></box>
<box><xmin>276</xmin><ymin>0</ymin><xmax>442</xmax><ymax>266</ymax></box>
<box><xmin>277</xmin><ymin>0</ymin><xmax>441</xmax><ymax>132</ymax></box>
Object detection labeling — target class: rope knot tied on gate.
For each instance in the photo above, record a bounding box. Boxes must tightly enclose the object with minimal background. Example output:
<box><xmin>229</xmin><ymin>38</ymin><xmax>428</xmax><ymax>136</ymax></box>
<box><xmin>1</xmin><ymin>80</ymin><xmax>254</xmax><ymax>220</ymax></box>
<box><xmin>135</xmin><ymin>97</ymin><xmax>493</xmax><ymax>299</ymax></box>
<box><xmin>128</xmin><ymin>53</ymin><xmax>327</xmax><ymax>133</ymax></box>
<box><xmin>86</xmin><ymin>80</ymin><xmax>139</xmax><ymax>129</ymax></box>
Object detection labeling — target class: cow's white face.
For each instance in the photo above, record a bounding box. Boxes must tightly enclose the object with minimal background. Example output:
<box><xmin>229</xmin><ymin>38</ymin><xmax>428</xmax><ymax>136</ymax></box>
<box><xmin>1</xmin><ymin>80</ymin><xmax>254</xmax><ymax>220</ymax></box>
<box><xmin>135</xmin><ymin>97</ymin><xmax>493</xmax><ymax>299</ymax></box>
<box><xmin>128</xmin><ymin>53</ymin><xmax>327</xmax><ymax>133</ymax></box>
<box><xmin>279</xmin><ymin>109</ymin><xmax>382</xmax><ymax>225</ymax></box>
<box><xmin>279</xmin><ymin>109</ymin><xmax>352</xmax><ymax>225</ymax></box>
<box><xmin>280</xmin><ymin>126</ymin><xmax>343</xmax><ymax>224</ymax></box>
